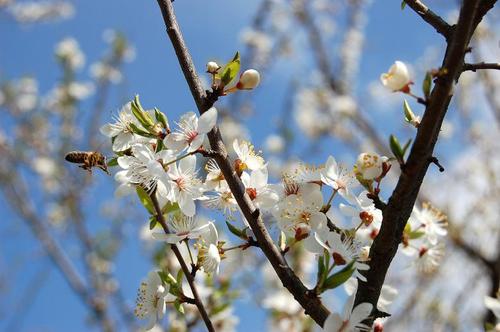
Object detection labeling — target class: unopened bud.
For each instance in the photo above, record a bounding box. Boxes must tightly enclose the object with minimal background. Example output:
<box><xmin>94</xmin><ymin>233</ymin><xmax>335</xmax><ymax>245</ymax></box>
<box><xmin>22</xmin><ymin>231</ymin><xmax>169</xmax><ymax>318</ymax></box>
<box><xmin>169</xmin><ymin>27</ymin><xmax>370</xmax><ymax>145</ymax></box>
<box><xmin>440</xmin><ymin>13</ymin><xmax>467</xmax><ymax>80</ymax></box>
<box><xmin>236</xmin><ymin>69</ymin><xmax>260</xmax><ymax>90</ymax></box>
<box><xmin>206</xmin><ymin>61</ymin><xmax>220</xmax><ymax>74</ymax></box>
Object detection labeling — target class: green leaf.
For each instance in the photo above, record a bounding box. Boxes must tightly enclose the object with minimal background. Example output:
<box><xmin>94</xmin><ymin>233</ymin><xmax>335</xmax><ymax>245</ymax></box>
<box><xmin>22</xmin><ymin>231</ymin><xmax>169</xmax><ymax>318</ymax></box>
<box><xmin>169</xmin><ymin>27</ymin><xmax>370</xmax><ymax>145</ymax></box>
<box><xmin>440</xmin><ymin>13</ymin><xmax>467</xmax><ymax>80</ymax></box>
<box><xmin>107</xmin><ymin>157</ymin><xmax>118</xmax><ymax>167</ymax></box>
<box><xmin>131</xmin><ymin>95</ymin><xmax>154</xmax><ymax>129</ymax></box>
<box><xmin>149</xmin><ymin>216</ymin><xmax>157</xmax><ymax>230</ymax></box>
<box><xmin>422</xmin><ymin>71</ymin><xmax>432</xmax><ymax>99</ymax></box>
<box><xmin>322</xmin><ymin>261</ymin><xmax>355</xmax><ymax>290</ymax></box>
<box><xmin>136</xmin><ymin>186</ymin><xmax>155</xmax><ymax>215</ymax></box>
<box><xmin>174</xmin><ymin>299</ymin><xmax>185</xmax><ymax>315</ymax></box>
<box><xmin>402</xmin><ymin>139</ymin><xmax>412</xmax><ymax>158</ymax></box>
<box><xmin>401</xmin><ymin>0</ymin><xmax>407</xmax><ymax>9</ymax></box>
<box><xmin>211</xmin><ymin>303</ymin><xmax>230</xmax><ymax>316</ymax></box>
<box><xmin>155</xmin><ymin>139</ymin><xmax>164</xmax><ymax>153</ymax></box>
<box><xmin>154</xmin><ymin>107</ymin><xmax>169</xmax><ymax>130</ymax></box>
<box><xmin>225</xmin><ymin>221</ymin><xmax>248</xmax><ymax>240</ymax></box>
<box><xmin>403</xmin><ymin>99</ymin><xmax>416</xmax><ymax>123</ymax></box>
<box><xmin>389</xmin><ymin>134</ymin><xmax>404</xmax><ymax>163</ymax></box>
<box><xmin>218</xmin><ymin>52</ymin><xmax>241</xmax><ymax>87</ymax></box>
<box><xmin>409</xmin><ymin>230</ymin><xmax>425</xmax><ymax>239</ymax></box>
<box><xmin>129</xmin><ymin>122</ymin><xmax>156</xmax><ymax>138</ymax></box>
<box><xmin>176</xmin><ymin>268</ymin><xmax>184</xmax><ymax>285</ymax></box>
<box><xmin>162</xmin><ymin>202</ymin><xmax>179</xmax><ymax>214</ymax></box>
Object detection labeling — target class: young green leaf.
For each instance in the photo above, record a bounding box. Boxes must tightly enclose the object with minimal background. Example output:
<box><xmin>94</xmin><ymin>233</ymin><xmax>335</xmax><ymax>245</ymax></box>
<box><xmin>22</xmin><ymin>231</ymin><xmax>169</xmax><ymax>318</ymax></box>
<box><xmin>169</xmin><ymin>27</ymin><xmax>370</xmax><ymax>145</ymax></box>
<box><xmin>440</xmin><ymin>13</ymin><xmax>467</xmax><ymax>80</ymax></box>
<box><xmin>322</xmin><ymin>261</ymin><xmax>355</xmax><ymax>291</ymax></box>
<box><xmin>154</xmin><ymin>107</ymin><xmax>169</xmax><ymax>130</ymax></box>
<box><xmin>149</xmin><ymin>216</ymin><xmax>158</xmax><ymax>230</ymax></box>
<box><xmin>107</xmin><ymin>157</ymin><xmax>118</xmax><ymax>167</ymax></box>
<box><xmin>218</xmin><ymin>52</ymin><xmax>241</xmax><ymax>87</ymax></box>
<box><xmin>225</xmin><ymin>221</ymin><xmax>248</xmax><ymax>240</ymax></box>
<box><xmin>131</xmin><ymin>95</ymin><xmax>155</xmax><ymax>129</ymax></box>
<box><xmin>162</xmin><ymin>202</ymin><xmax>179</xmax><ymax>214</ymax></box>
<box><xmin>402</xmin><ymin>139</ymin><xmax>412</xmax><ymax>158</ymax></box>
<box><xmin>174</xmin><ymin>299</ymin><xmax>185</xmax><ymax>315</ymax></box>
<box><xmin>401</xmin><ymin>0</ymin><xmax>407</xmax><ymax>9</ymax></box>
<box><xmin>403</xmin><ymin>99</ymin><xmax>416</xmax><ymax>124</ymax></box>
<box><xmin>422</xmin><ymin>71</ymin><xmax>432</xmax><ymax>99</ymax></box>
<box><xmin>136</xmin><ymin>186</ymin><xmax>155</xmax><ymax>215</ymax></box>
<box><xmin>389</xmin><ymin>134</ymin><xmax>404</xmax><ymax>164</ymax></box>
<box><xmin>129</xmin><ymin>122</ymin><xmax>156</xmax><ymax>138</ymax></box>
<box><xmin>176</xmin><ymin>268</ymin><xmax>184</xmax><ymax>286</ymax></box>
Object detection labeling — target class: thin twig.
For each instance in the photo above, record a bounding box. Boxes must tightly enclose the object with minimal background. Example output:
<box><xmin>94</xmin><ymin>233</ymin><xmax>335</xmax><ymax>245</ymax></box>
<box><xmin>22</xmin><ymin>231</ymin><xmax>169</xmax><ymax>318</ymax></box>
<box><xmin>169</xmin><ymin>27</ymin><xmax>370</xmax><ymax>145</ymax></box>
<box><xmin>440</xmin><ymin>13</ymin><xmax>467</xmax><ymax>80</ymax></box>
<box><xmin>463</xmin><ymin>62</ymin><xmax>500</xmax><ymax>72</ymax></box>
<box><xmin>149</xmin><ymin>193</ymin><xmax>215</xmax><ymax>332</ymax></box>
<box><xmin>154</xmin><ymin>0</ymin><xmax>330</xmax><ymax>326</ymax></box>
<box><xmin>404</xmin><ymin>0</ymin><xmax>453</xmax><ymax>39</ymax></box>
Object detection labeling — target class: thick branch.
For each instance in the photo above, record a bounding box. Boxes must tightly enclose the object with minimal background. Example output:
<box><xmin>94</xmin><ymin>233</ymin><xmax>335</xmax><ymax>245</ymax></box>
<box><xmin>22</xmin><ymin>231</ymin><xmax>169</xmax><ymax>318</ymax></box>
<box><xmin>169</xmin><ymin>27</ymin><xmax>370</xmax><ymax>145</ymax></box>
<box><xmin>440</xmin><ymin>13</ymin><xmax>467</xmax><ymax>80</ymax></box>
<box><xmin>155</xmin><ymin>0</ymin><xmax>330</xmax><ymax>326</ymax></box>
<box><xmin>404</xmin><ymin>0</ymin><xmax>453</xmax><ymax>39</ymax></box>
<box><xmin>149</xmin><ymin>193</ymin><xmax>215</xmax><ymax>332</ymax></box>
<box><xmin>354</xmin><ymin>0</ymin><xmax>491</xmax><ymax>322</ymax></box>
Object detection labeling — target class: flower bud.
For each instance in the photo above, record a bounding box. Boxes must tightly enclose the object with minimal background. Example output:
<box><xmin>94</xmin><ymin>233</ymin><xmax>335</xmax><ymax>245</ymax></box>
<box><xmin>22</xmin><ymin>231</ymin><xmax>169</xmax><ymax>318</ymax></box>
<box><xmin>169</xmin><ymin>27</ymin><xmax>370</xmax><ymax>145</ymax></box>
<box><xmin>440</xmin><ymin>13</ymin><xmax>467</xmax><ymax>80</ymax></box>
<box><xmin>380</xmin><ymin>61</ymin><xmax>411</xmax><ymax>92</ymax></box>
<box><xmin>236</xmin><ymin>69</ymin><xmax>260</xmax><ymax>90</ymax></box>
<box><xmin>206</xmin><ymin>61</ymin><xmax>220</xmax><ymax>74</ymax></box>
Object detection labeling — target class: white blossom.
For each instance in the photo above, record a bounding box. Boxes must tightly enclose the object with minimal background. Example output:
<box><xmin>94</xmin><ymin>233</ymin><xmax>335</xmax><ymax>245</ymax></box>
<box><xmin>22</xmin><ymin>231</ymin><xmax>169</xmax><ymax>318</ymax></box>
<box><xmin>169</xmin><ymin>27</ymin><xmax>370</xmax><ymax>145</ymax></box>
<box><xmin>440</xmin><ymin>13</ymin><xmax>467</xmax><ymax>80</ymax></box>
<box><xmin>233</xmin><ymin>139</ymin><xmax>265</xmax><ymax>171</ymax></box>
<box><xmin>321</xmin><ymin>155</ymin><xmax>356</xmax><ymax>197</ymax></box>
<box><xmin>380</xmin><ymin>60</ymin><xmax>411</xmax><ymax>92</ymax></box>
<box><xmin>323</xmin><ymin>295</ymin><xmax>372</xmax><ymax>332</ymax></box>
<box><xmin>355</xmin><ymin>152</ymin><xmax>387</xmax><ymax>181</ymax></box>
<box><xmin>134</xmin><ymin>271</ymin><xmax>174</xmax><ymax>330</ymax></box>
<box><xmin>152</xmin><ymin>213</ymin><xmax>211</xmax><ymax>244</ymax></box>
<box><xmin>165</xmin><ymin>107</ymin><xmax>217</xmax><ymax>152</ymax></box>
<box><xmin>100</xmin><ymin>102</ymin><xmax>141</xmax><ymax>152</ymax></box>
<box><xmin>166</xmin><ymin>154</ymin><xmax>204</xmax><ymax>217</ymax></box>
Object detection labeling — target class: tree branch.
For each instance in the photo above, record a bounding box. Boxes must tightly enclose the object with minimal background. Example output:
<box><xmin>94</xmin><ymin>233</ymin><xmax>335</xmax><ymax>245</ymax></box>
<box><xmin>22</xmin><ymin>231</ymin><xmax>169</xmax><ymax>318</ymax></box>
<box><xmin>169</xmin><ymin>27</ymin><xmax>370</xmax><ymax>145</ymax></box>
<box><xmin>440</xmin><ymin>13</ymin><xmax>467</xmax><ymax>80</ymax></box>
<box><xmin>404</xmin><ymin>0</ymin><xmax>453</xmax><ymax>39</ymax></box>
<box><xmin>155</xmin><ymin>0</ymin><xmax>330</xmax><ymax>326</ymax></box>
<box><xmin>149</xmin><ymin>193</ymin><xmax>215</xmax><ymax>332</ymax></box>
<box><xmin>463</xmin><ymin>62</ymin><xmax>500</xmax><ymax>72</ymax></box>
<box><xmin>354</xmin><ymin>0</ymin><xmax>493</xmax><ymax>323</ymax></box>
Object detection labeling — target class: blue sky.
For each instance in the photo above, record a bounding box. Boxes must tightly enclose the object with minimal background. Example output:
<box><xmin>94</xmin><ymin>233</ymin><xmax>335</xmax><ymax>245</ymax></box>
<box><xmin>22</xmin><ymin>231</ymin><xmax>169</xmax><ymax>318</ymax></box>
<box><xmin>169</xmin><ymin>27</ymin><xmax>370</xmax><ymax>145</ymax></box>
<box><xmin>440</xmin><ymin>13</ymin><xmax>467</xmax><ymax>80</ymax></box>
<box><xmin>0</xmin><ymin>0</ymin><xmax>455</xmax><ymax>331</ymax></box>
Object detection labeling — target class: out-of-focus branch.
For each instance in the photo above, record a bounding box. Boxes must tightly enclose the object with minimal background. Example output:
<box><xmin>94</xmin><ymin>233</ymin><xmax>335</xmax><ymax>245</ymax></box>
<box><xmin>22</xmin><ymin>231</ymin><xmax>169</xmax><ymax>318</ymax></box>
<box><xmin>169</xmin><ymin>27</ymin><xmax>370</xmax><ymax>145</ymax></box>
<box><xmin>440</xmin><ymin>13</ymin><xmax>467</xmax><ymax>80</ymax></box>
<box><xmin>354</xmin><ymin>0</ymin><xmax>496</xmax><ymax>323</ymax></box>
<box><xmin>149</xmin><ymin>193</ymin><xmax>215</xmax><ymax>332</ymax></box>
<box><xmin>449</xmin><ymin>225</ymin><xmax>495</xmax><ymax>272</ymax></box>
<box><xmin>0</xmin><ymin>171</ymin><xmax>114</xmax><ymax>332</ymax></box>
<box><xmin>295</xmin><ymin>0</ymin><xmax>390</xmax><ymax>156</ymax></box>
<box><xmin>463</xmin><ymin>62</ymin><xmax>500</xmax><ymax>72</ymax></box>
<box><xmin>155</xmin><ymin>0</ymin><xmax>331</xmax><ymax>326</ymax></box>
<box><xmin>404</xmin><ymin>0</ymin><xmax>453</xmax><ymax>39</ymax></box>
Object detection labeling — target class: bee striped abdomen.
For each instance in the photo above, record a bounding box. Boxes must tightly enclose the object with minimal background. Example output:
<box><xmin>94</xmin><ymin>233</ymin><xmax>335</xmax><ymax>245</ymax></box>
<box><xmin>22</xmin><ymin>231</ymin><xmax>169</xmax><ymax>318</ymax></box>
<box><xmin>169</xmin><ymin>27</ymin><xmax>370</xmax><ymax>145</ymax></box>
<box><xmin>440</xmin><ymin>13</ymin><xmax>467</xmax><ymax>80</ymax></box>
<box><xmin>65</xmin><ymin>151</ymin><xmax>88</xmax><ymax>163</ymax></box>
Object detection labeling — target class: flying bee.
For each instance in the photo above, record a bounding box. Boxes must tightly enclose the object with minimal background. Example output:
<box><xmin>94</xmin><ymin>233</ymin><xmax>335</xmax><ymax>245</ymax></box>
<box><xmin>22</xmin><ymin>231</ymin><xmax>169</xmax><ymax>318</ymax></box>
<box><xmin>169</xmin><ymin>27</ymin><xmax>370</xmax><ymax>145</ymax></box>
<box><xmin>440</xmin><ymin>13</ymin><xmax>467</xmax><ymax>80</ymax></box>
<box><xmin>65</xmin><ymin>151</ymin><xmax>110</xmax><ymax>175</ymax></box>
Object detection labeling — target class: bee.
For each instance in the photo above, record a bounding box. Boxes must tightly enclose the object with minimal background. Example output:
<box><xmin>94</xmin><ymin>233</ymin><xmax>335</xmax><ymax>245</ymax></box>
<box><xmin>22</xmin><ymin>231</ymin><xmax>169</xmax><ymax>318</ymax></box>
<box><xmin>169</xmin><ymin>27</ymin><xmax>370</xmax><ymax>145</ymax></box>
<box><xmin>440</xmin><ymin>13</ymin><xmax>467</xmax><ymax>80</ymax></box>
<box><xmin>65</xmin><ymin>151</ymin><xmax>110</xmax><ymax>175</ymax></box>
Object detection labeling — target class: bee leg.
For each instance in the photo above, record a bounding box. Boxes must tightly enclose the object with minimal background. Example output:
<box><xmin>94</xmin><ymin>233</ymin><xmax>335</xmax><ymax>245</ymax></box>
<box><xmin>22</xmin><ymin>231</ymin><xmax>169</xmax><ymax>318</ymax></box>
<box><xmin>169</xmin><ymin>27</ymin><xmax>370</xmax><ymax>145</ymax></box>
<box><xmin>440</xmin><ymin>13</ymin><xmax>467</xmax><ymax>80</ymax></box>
<box><xmin>98</xmin><ymin>165</ymin><xmax>110</xmax><ymax>175</ymax></box>
<box><xmin>79</xmin><ymin>164</ymin><xmax>92</xmax><ymax>174</ymax></box>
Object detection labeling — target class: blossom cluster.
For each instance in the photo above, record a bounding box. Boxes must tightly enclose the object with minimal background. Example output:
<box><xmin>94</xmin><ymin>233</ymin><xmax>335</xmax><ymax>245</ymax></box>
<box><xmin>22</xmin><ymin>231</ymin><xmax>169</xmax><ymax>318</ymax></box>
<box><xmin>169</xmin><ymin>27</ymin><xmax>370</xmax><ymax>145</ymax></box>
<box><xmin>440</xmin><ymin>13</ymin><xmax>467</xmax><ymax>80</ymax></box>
<box><xmin>101</xmin><ymin>88</ymin><xmax>447</xmax><ymax>330</ymax></box>
<box><xmin>95</xmin><ymin>55</ymin><xmax>454</xmax><ymax>330</ymax></box>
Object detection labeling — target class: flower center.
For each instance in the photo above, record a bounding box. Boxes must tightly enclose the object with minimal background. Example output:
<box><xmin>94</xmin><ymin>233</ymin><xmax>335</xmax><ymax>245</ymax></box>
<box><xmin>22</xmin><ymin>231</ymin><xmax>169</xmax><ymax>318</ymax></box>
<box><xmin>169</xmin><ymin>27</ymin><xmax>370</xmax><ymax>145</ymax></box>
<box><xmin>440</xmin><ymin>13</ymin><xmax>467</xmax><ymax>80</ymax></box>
<box><xmin>246</xmin><ymin>187</ymin><xmax>257</xmax><ymax>200</ymax></box>
<box><xmin>175</xmin><ymin>177</ymin><xmax>185</xmax><ymax>190</ymax></box>
<box><xmin>186</xmin><ymin>130</ymin><xmax>198</xmax><ymax>143</ymax></box>
<box><xmin>359</xmin><ymin>211</ymin><xmax>374</xmax><ymax>226</ymax></box>
<box><xmin>332</xmin><ymin>252</ymin><xmax>347</xmax><ymax>265</ymax></box>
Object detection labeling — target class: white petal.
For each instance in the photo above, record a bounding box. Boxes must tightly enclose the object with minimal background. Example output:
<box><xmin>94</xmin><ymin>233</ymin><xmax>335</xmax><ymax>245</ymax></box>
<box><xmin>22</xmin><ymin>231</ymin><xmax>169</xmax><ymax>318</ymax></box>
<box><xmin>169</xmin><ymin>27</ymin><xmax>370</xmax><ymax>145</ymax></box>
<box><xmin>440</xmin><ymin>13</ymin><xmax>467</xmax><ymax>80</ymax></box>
<box><xmin>197</xmin><ymin>107</ymin><xmax>217</xmax><ymax>134</ymax></box>
<box><xmin>179</xmin><ymin>193</ymin><xmax>196</xmax><ymax>217</ymax></box>
<box><xmin>322</xmin><ymin>313</ymin><xmax>343</xmax><ymax>331</ymax></box>
<box><xmin>112</xmin><ymin>132</ymin><xmax>134</xmax><ymax>151</ymax></box>
<box><xmin>179</xmin><ymin>154</ymin><xmax>196</xmax><ymax>173</ymax></box>
<box><xmin>187</xmin><ymin>134</ymin><xmax>204</xmax><ymax>152</ymax></box>
<box><xmin>351</xmin><ymin>303</ymin><xmax>373</xmax><ymax>325</ymax></box>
